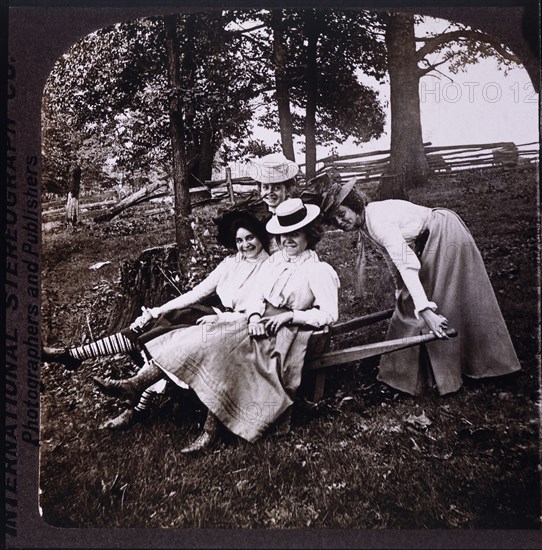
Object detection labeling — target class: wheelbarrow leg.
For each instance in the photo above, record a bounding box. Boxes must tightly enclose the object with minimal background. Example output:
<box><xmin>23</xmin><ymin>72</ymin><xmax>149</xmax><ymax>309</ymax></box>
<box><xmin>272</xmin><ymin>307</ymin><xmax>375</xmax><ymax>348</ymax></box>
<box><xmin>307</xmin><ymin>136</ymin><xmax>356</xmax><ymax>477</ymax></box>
<box><xmin>313</xmin><ymin>371</ymin><xmax>326</xmax><ymax>402</ymax></box>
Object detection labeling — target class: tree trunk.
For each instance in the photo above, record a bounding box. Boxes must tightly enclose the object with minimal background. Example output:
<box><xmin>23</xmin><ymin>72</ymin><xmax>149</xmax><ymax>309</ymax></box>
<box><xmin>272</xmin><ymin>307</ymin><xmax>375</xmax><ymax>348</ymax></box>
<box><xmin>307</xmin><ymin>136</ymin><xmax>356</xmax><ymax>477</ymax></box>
<box><xmin>271</xmin><ymin>9</ymin><xmax>296</xmax><ymax>162</ymax></box>
<box><xmin>66</xmin><ymin>165</ymin><xmax>81</xmax><ymax>224</ymax></box>
<box><xmin>181</xmin><ymin>15</ymin><xmax>202</xmax><ymax>190</ymax></box>
<box><xmin>304</xmin><ymin>10</ymin><xmax>319</xmax><ymax>181</ymax></box>
<box><xmin>197</xmin><ymin>122</ymin><xmax>214</xmax><ymax>184</ymax></box>
<box><xmin>378</xmin><ymin>172</ymin><xmax>409</xmax><ymax>201</ymax></box>
<box><xmin>385</xmin><ymin>12</ymin><xmax>429</xmax><ymax>194</ymax></box>
<box><xmin>164</xmin><ymin>14</ymin><xmax>194</xmax><ymax>255</ymax></box>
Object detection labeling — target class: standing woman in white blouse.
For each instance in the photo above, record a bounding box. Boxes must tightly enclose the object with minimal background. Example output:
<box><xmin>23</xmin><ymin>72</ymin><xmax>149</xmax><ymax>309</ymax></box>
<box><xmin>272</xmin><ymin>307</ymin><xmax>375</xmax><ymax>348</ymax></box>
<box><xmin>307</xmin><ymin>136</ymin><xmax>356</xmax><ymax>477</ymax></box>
<box><xmin>318</xmin><ymin>177</ymin><xmax>521</xmax><ymax>396</ymax></box>
<box><xmin>97</xmin><ymin>199</ymin><xmax>340</xmax><ymax>452</ymax></box>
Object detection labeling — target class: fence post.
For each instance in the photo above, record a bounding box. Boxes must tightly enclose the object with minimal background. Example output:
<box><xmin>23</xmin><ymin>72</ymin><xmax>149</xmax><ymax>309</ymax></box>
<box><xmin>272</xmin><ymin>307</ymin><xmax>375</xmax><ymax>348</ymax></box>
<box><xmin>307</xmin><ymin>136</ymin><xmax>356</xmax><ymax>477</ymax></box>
<box><xmin>66</xmin><ymin>164</ymin><xmax>81</xmax><ymax>225</ymax></box>
<box><xmin>226</xmin><ymin>167</ymin><xmax>235</xmax><ymax>204</ymax></box>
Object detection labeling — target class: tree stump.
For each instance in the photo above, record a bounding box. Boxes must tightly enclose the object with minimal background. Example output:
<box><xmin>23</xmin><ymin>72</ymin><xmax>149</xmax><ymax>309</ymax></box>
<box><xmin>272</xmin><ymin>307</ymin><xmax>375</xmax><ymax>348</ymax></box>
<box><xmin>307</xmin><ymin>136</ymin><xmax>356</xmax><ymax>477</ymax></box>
<box><xmin>105</xmin><ymin>217</ymin><xmax>227</xmax><ymax>333</ymax></box>
<box><xmin>66</xmin><ymin>192</ymin><xmax>79</xmax><ymax>224</ymax></box>
<box><xmin>106</xmin><ymin>244</ymin><xmax>181</xmax><ymax>333</ymax></box>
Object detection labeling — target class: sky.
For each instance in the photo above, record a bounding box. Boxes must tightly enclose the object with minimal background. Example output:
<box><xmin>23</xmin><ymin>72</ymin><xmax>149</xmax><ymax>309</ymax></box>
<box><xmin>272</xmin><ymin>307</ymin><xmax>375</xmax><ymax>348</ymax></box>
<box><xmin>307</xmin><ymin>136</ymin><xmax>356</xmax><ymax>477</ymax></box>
<box><xmin>248</xmin><ymin>17</ymin><xmax>539</xmax><ymax>166</ymax></box>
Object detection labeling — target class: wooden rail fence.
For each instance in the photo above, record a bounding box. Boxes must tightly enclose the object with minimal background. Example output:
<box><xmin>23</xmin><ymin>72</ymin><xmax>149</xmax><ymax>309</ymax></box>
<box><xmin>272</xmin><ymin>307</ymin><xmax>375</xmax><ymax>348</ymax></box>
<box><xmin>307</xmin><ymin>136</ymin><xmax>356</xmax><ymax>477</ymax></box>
<box><xmin>42</xmin><ymin>140</ymin><xmax>538</xmax><ymax>223</ymax></box>
<box><xmin>204</xmin><ymin>140</ymin><xmax>539</xmax><ymax>200</ymax></box>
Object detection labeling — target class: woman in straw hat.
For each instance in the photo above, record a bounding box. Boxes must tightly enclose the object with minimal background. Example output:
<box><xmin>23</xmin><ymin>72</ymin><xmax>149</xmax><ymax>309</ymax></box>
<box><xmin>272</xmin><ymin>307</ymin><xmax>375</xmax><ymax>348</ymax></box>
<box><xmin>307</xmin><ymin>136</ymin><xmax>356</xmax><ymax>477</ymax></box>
<box><xmin>94</xmin><ymin>198</ymin><xmax>339</xmax><ymax>451</ymax></box>
<box><xmin>45</xmin><ymin>211</ymin><xmax>270</xmax><ymax>429</ymax></box>
<box><xmin>246</xmin><ymin>152</ymin><xmax>301</xmax><ymax>254</ymax></box>
<box><xmin>317</xmin><ymin>176</ymin><xmax>521</xmax><ymax>396</ymax></box>
<box><xmin>246</xmin><ymin>152</ymin><xmax>300</xmax><ymax>215</ymax></box>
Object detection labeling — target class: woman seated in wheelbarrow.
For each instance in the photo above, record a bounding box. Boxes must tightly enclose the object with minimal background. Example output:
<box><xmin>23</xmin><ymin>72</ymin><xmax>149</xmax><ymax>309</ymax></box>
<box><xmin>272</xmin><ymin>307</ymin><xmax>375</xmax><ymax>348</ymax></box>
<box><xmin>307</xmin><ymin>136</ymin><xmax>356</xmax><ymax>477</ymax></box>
<box><xmin>93</xmin><ymin>198</ymin><xmax>340</xmax><ymax>452</ymax></box>
<box><xmin>43</xmin><ymin>210</ymin><xmax>271</xmax><ymax>428</ymax></box>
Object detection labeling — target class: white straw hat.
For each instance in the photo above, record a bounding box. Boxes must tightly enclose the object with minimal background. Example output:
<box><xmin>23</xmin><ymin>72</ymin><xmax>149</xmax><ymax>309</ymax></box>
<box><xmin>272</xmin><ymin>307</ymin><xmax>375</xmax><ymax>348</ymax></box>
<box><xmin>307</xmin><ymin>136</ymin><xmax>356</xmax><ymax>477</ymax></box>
<box><xmin>266</xmin><ymin>198</ymin><xmax>321</xmax><ymax>234</ymax></box>
<box><xmin>247</xmin><ymin>153</ymin><xmax>299</xmax><ymax>184</ymax></box>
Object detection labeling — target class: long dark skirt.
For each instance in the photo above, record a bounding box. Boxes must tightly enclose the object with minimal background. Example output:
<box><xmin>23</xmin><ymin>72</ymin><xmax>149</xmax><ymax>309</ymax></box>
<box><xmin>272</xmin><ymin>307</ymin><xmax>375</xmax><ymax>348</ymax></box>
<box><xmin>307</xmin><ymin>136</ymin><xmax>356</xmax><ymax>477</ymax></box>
<box><xmin>377</xmin><ymin>208</ymin><xmax>521</xmax><ymax>396</ymax></box>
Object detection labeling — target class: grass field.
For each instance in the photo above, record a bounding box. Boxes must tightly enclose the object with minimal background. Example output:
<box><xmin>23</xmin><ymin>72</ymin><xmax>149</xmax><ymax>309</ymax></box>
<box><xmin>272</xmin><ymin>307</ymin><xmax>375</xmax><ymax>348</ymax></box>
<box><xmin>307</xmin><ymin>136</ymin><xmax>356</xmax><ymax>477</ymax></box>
<box><xmin>40</xmin><ymin>166</ymin><xmax>540</xmax><ymax>531</ymax></box>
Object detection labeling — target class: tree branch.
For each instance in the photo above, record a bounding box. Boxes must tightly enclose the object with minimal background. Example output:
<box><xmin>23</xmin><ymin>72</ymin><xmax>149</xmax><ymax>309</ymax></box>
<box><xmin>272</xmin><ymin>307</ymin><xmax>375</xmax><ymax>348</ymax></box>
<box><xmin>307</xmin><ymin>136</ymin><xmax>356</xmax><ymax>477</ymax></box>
<box><xmin>416</xmin><ymin>30</ymin><xmax>520</xmax><ymax>64</ymax></box>
<box><xmin>418</xmin><ymin>58</ymin><xmax>449</xmax><ymax>77</ymax></box>
<box><xmin>227</xmin><ymin>23</ymin><xmax>267</xmax><ymax>35</ymax></box>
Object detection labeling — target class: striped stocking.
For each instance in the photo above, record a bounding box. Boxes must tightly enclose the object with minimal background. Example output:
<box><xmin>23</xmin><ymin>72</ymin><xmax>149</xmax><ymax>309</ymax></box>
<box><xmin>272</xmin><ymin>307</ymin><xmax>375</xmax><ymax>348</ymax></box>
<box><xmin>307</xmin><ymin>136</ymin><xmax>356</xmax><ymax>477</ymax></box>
<box><xmin>69</xmin><ymin>333</ymin><xmax>135</xmax><ymax>361</ymax></box>
<box><xmin>134</xmin><ymin>380</ymin><xmax>167</xmax><ymax>413</ymax></box>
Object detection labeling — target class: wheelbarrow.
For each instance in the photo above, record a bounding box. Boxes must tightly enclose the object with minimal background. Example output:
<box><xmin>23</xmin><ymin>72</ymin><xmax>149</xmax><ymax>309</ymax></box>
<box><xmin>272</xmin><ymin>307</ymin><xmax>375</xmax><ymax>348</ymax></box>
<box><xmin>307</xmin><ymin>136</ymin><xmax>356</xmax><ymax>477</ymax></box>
<box><xmin>303</xmin><ymin>308</ymin><xmax>458</xmax><ymax>401</ymax></box>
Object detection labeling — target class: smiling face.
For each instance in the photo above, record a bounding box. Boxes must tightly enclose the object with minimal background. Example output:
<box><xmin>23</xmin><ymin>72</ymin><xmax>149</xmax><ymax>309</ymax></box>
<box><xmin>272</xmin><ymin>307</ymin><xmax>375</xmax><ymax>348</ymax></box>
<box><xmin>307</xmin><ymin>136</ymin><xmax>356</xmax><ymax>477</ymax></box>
<box><xmin>333</xmin><ymin>205</ymin><xmax>360</xmax><ymax>232</ymax></box>
<box><xmin>260</xmin><ymin>183</ymin><xmax>288</xmax><ymax>211</ymax></box>
<box><xmin>279</xmin><ymin>229</ymin><xmax>308</xmax><ymax>257</ymax></box>
<box><xmin>235</xmin><ymin>227</ymin><xmax>263</xmax><ymax>259</ymax></box>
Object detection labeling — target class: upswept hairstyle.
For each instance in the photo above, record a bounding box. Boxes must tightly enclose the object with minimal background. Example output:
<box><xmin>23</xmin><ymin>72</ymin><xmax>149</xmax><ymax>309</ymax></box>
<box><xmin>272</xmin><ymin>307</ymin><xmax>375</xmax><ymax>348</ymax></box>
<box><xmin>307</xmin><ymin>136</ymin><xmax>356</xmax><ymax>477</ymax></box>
<box><xmin>216</xmin><ymin>210</ymin><xmax>270</xmax><ymax>253</ymax></box>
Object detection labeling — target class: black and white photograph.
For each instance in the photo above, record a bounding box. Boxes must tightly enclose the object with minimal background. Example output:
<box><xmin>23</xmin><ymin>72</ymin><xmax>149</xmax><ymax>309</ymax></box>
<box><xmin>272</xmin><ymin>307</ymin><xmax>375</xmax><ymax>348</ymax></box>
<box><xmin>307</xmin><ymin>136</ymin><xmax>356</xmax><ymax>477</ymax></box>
<box><xmin>5</xmin><ymin>1</ymin><xmax>541</xmax><ymax>548</ymax></box>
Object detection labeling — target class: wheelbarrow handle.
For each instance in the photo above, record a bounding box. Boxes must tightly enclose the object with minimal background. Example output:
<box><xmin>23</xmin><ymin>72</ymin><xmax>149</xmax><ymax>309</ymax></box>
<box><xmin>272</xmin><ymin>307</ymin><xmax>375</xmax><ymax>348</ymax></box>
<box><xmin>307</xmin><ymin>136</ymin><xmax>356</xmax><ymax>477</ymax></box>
<box><xmin>307</xmin><ymin>328</ymin><xmax>458</xmax><ymax>370</ymax></box>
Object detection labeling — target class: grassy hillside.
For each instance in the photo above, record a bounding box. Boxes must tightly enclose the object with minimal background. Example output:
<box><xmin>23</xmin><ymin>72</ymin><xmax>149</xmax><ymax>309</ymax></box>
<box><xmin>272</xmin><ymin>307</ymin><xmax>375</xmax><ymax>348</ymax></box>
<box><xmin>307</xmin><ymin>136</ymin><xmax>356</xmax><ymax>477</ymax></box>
<box><xmin>40</xmin><ymin>166</ymin><xmax>540</xmax><ymax>530</ymax></box>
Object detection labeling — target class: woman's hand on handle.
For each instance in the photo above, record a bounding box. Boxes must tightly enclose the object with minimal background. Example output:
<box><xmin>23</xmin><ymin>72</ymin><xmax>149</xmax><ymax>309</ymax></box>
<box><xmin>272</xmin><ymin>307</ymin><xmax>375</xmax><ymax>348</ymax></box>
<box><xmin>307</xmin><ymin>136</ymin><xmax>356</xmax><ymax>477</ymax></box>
<box><xmin>419</xmin><ymin>309</ymin><xmax>449</xmax><ymax>339</ymax></box>
<box><xmin>130</xmin><ymin>307</ymin><xmax>155</xmax><ymax>332</ymax></box>
<box><xmin>263</xmin><ymin>312</ymin><xmax>294</xmax><ymax>336</ymax></box>
<box><xmin>248</xmin><ymin>314</ymin><xmax>266</xmax><ymax>337</ymax></box>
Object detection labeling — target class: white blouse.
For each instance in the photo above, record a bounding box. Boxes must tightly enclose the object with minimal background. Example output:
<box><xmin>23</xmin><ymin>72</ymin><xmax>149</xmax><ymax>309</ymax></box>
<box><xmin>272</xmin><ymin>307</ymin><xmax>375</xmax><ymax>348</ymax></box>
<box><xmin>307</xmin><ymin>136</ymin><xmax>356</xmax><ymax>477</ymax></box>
<box><xmin>246</xmin><ymin>249</ymin><xmax>340</xmax><ymax>327</ymax></box>
<box><xmin>152</xmin><ymin>249</ymin><xmax>269</xmax><ymax>317</ymax></box>
<box><xmin>364</xmin><ymin>200</ymin><xmax>437</xmax><ymax>316</ymax></box>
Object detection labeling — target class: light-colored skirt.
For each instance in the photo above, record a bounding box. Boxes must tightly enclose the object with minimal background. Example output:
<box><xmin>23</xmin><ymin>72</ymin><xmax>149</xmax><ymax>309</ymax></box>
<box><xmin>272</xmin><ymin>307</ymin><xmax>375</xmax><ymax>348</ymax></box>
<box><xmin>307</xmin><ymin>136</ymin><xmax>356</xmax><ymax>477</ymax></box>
<box><xmin>378</xmin><ymin>208</ymin><xmax>521</xmax><ymax>396</ymax></box>
<box><xmin>144</xmin><ymin>308</ymin><xmax>312</xmax><ymax>442</ymax></box>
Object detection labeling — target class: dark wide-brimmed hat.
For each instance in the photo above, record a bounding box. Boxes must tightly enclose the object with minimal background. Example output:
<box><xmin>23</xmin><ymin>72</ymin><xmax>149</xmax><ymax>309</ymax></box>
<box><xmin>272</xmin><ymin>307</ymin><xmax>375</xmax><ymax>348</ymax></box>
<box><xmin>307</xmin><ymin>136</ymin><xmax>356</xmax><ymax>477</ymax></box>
<box><xmin>215</xmin><ymin>210</ymin><xmax>270</xmax><ymax>251</ymax></box>
<box><xmin>266</xmin><ymin>198</ymin><xmax>321</xmax><ymax>234</ymax></box>
<box><xmin>246</xmin><ymin>153</ymin><xmax>299</xmax><ymax>185</ymax></box>
<box><xmin>311</xmin><ymin>170</ymin><xmax>358</xmax><ymax>219</ymax></box>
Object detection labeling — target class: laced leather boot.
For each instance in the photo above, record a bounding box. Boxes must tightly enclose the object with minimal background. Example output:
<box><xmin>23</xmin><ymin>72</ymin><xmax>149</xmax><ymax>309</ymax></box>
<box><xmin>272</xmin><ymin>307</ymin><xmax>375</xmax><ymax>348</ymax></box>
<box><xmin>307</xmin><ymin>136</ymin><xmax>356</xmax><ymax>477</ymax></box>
<box><xmin>181</xmin><ymin>412</ymin><xmax>220</xmax><ymax>454</ymax></box>
<box><xmin>42</xmin><ymin>346</ymin><xmax>82</xmax><ymax>371</ymax></box>
<box><xmin>99</xmin><ymin>408</ymin><xmax>149</xmax><ymax>430</ymax></box>
<box><xmin>92</xmin><ymin>376</ymin><xmax>140</xmax><ymax>405</ymax></box>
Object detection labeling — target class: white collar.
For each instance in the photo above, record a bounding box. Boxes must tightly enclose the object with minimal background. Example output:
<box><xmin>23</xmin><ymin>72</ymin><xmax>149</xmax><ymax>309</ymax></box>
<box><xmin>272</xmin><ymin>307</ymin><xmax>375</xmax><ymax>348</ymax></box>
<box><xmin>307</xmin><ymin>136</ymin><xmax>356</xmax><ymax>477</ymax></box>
<box><xmin>237</xmin><ymin>248</ymin><xmax>269</xmax><ymax>263</ymax></box>
<box><xmin>273</xmin><ymin>248</ymin><xmax>316</xmax><ymax>264</ymax></box>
